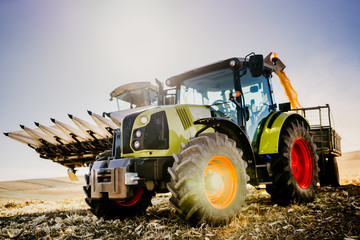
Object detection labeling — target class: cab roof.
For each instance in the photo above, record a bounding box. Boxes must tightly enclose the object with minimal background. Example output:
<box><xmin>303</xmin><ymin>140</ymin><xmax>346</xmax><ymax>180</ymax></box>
<box><xmin>165</xmin><ymin>54</ymin><xmax>278</xmax><ymax>88</ymax></box>
<box><xmin>110</xmin><ymin>82</ymin><xmax>157</xmax><ymax>100</ymax></box>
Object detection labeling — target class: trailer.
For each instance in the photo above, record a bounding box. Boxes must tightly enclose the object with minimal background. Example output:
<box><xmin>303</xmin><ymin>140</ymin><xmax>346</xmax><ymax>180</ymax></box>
<box><xmin>296</xmin><ymin>104</ymin><xmax>341</xmax><ymax>186</ymax></box>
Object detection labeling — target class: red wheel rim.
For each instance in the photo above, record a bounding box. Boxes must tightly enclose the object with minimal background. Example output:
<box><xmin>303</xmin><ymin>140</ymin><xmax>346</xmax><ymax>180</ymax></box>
<box><xmin>116</xmin><ymin>188</ymin><xmax>143</xmax><ymax>206</ymax></box>
<box><xmin>291</xmin><ymin>138</ymin><xmax>313</xmax><ymax>189</ymax></box>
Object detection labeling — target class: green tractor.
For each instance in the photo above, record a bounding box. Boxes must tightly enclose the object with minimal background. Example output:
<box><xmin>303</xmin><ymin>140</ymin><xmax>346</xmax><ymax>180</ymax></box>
<box><xmin>84</xmin><ymin>53</ymin><xmax>341</xmax><ymax>226</ymax></box>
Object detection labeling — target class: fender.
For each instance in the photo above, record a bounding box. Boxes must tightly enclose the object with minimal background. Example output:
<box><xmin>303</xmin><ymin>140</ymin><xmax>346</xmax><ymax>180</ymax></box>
<box><xmin>194</xmin><ymin>117</ymin><xmax>257</xmax><ymax>185</ymax></box>
<box><xmin>256</xmin><ymin>111</ymin><xmax>310</xmax><ymax>155</ymax></box>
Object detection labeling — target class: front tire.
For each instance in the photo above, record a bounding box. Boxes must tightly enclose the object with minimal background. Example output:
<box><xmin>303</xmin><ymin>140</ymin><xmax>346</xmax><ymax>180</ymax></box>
<box><xmin>83</xmin><ymin>165</ymin><xmax>154</xmax><ymax>220</ymax></box>
<box><xmin>167</xmin><ymin>133</ymin><xmax>249</xmax><ymax>226</ymax></box>
<box><xmin>266</xmin><ymin>120</ymin><xmax>319</xmax><ymax>206</ymax></box>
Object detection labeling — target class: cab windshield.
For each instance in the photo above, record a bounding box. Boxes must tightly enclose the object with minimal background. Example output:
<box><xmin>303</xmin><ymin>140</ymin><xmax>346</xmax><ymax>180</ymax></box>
<box><xmin>179</xmin><ymin>68</ymin><xmax>238</xmax><ymax>122</ymax></box>
<box><xmin>115</xmin><ymin>88</ymin><xmax>157</xmax><ymax>110</ymax></box>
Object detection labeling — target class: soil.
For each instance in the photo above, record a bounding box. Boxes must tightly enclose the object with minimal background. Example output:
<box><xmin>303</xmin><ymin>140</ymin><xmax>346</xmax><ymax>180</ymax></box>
<box><xmin>0</xmin><ymin>180</ymin><xmax>359</xmax><ymax>239</ymax></box>
<box><xmin>0</xmin><ymin>156</ymin><xmax>359</xmax><ymax>240</ymax></box>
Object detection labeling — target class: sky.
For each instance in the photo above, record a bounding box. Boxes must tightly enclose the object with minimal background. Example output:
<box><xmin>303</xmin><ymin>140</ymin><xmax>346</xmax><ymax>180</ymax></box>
<box><xmin>1</xmin><ymin>0</ymin><xmax>359</xmax><ymax>181</ymax></box>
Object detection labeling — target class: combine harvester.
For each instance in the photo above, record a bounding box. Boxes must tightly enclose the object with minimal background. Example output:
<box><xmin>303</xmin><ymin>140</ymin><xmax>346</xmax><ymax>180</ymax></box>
<box><xmin>4</xmin><ymin>82</ymin><xmax>159</xmax><ymax>179</ymax></box>
<box><xmin>5</xmin><ymin>52</ymin><xmax>342</xmax><ymax>226</ymax></box>
<box><xmin>81</xmin><ymin>52</ymin><xmax>342</xmax><ymax>225</ymax></box>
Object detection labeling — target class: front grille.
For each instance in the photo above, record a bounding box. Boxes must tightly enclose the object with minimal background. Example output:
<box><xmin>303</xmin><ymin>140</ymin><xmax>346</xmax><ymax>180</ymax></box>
<box><xmin>175</xmin><ymin>106</ymin><xmax>193</xmax><ymax>130</ymax></box>
<box><xmin>142</xmin><ymin>111</ymin><xmax>169</xmax><ymax>149</ymax></box>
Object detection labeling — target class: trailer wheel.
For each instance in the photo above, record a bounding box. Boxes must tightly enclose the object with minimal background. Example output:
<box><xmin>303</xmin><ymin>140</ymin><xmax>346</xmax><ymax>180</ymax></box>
<box><xmin>266</xmin><ymin>120</ymin><xmax>319</xmax><ymax>206</ymax></box>
<box><xmin>320</xmin><ymin>156</ymin><xmax>340</xmax><ymax>187</ymax></box>
<box><xmin>83</xmin><ymin>166</ymin><xmax>154</xmax><ymax>220</ymax></box>
<box><xmin>167</xmin><ymin>133</ymin><xmax>249</xmax><ymax>226</ymax></box>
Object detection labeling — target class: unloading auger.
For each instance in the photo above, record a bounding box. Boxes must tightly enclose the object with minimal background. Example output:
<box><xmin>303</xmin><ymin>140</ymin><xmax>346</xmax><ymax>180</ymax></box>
<box><xmin>264</xmin><ymin>52</ymin><xmax>302</xmax><ymax>109</ymax></box>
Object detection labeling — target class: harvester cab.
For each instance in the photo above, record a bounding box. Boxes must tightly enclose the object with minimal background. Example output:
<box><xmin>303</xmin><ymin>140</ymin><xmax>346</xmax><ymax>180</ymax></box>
<box><xmin>109</xmin><ymin>81</ymin><xmax>158</xmax><ymax>110</ymax></box>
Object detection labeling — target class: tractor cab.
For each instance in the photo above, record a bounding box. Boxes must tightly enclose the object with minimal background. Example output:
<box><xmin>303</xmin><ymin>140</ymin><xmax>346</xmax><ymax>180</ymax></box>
<box><xmin>166</xmin><ymin>54</ymin><xmax>275</xmax><ymax>140</ymax></box>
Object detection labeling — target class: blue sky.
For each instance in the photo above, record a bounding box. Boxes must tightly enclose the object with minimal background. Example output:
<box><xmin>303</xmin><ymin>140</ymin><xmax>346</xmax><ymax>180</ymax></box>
<box><xmin>1</xmin><ymin>0</ymin><xmax>359</xmax><ymax>181</ymax></box>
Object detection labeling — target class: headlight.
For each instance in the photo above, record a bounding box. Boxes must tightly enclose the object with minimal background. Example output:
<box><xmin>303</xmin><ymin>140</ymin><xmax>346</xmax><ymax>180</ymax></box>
<box><xmin>133</xmin><ymin>141</ymin><xmax>140</xmax><ymax>149</ymax></box>
<box><xmin>135</xmin><ymin>130</ymin><xmax>142</xmax><ymax>138</ymax></box>
<box><xmin>140</xmin><ymin>116</ymin><xmax>148</xmax><ymax>124</ymax></box>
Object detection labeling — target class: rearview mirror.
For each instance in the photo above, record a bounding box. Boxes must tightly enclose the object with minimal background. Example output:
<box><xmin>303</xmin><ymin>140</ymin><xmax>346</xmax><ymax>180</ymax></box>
<box><xmin>249</xmin><ymin>55</ymin><xmax>264</xmax><ymax>77</ymax></box>
<box><xmin>279</xmin><ymin>102</ymin><xmax>291</xmax><ymax>112</ymax></box>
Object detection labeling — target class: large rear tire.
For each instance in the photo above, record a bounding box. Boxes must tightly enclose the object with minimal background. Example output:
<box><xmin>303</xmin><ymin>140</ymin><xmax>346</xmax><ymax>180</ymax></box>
<box><xmin>167</xmin><ymin>133</ymin><xmax>249</xmax><ymax>226</ymax></box>
<box><xmin>266</xmin><ymin>120</ymin><xmax>319</xmax><ymax>206</ymax></box>
<box><xmin>83</xmin><ymin>165</ymin><xmax>154</xmax><ymax>220</ymax></box>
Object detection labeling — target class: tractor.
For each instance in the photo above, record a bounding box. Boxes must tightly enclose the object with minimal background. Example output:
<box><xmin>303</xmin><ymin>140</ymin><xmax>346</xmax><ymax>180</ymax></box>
<box><xmin>83</xmin><ymin>53</ymin><xmax>342</xmax><ymax>226</ymax></box>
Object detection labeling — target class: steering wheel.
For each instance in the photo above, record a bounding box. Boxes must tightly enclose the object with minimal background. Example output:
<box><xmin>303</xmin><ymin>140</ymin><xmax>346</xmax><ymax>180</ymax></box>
<box><xmin>212</xmin><ymin>100</ymin><xmax>238</xmax><ymax>121</ymax></box>
<box><xmin>211</xmin><ymin>100</ymin><xmax>228</xmax><ymax>113</ymax></box>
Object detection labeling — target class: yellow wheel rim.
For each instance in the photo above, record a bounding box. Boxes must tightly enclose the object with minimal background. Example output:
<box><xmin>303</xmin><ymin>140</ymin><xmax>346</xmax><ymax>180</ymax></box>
<box><xmin>203</xmin><ymin>155</ymin><xmax>237</xmax><ymax>209</ymax></box>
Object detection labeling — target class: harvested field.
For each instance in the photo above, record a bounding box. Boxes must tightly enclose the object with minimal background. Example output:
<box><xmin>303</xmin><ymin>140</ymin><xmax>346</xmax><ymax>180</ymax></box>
<box><xmin>0</xmin><ymin>177</ymin><xmax>359</xmax><ymax>239</ymax></box>
<box><xmin>0</xmin><ymin>155</ymin><xmax>359</xmax><ymax>240</ymax></box>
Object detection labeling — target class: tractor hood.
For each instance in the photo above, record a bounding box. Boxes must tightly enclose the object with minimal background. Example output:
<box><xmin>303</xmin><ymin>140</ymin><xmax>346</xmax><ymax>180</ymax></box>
<box><xmin>105</xmin><ymin>105</ymin><xmax>157</xmax><ymax>126</ymax></box>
